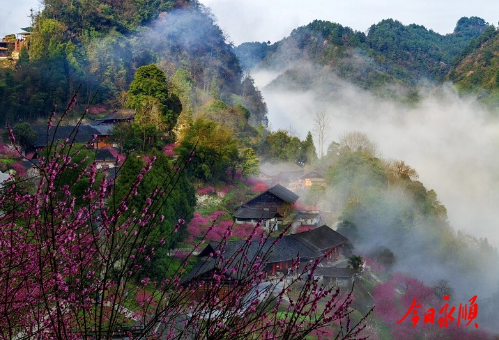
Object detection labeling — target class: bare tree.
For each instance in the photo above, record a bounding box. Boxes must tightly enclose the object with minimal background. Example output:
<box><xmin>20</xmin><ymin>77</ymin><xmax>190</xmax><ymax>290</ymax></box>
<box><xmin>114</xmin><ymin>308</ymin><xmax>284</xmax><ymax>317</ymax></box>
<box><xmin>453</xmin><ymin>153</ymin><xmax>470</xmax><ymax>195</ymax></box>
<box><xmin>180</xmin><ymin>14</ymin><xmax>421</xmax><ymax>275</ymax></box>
<box><xmin>433</xmin><ymin>280</ymin><xmax>454</xmax><ymax>300</ymax></box>
<box><xmin>313</xmin><ymin>111</ymin><xmax>330</xmax><ymax>159</ymax></box>
<box><xmin>339</xmin><ymin>131</ymin><xmax>377</xmax><ymax>157</ymax></box>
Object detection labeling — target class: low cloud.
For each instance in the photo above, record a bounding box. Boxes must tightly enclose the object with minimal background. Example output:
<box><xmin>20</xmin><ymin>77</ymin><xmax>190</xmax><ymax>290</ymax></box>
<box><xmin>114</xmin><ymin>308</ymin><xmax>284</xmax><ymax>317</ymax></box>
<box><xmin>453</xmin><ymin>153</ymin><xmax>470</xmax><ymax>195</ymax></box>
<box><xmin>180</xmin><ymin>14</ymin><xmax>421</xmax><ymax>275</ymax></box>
<box><xmin>254</xmin><ymin>71</ymin><xmax>499</xmax><ymax>247</ymax></box>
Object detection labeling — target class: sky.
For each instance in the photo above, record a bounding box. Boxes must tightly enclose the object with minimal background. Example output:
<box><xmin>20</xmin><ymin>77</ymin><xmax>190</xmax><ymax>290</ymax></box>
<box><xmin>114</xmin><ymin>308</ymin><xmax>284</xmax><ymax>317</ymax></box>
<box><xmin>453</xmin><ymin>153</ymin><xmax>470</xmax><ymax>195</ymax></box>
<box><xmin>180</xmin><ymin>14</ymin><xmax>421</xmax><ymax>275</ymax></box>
<box><xmin>3</xmin><ymin>0</ymin><xmax>499</xmax><ymax>43</ymax></box>
<box><xmin>199</xmin><ymin>0</ymin><xmax>499</xmax><ymax>45</ymax></box>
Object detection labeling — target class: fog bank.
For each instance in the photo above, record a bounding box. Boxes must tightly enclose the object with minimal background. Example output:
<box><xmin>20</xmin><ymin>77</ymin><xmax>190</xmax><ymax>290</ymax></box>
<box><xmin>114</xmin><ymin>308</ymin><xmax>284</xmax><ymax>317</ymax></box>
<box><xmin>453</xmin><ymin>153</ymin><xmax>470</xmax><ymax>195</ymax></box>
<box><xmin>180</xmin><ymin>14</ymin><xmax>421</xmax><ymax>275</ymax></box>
<box><xmin>254</xmin><ymin>70</ymin><xmax>499</xmax><ymax>246</ymax></box>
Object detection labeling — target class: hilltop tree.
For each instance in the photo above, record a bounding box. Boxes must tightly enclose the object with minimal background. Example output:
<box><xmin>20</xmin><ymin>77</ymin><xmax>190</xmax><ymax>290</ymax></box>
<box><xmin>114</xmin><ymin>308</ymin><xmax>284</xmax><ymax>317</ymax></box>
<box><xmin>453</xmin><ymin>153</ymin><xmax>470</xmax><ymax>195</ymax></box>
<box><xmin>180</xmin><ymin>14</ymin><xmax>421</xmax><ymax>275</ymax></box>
<box><xmin>128</xmin><ymin>64</ymin><xmax>182</xmax><ymax>132</ymax></box>
<box><xmin>339</xmin><ymin>131</ymin><xmax>377</xmax><ymax>157</ymax></box>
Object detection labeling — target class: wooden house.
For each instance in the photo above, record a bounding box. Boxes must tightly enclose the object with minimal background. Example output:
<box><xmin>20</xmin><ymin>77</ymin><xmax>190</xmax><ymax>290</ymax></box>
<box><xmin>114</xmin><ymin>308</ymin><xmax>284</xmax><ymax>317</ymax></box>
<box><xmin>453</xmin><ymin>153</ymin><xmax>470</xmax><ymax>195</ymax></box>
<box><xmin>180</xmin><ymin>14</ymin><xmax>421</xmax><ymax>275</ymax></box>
<box><xmin>24</xmin><ymin>125</ymin><xmax>116</xmax><ymax>159</ymax></box>
<box><xmin>272</xmin><ymin>170</ymin><xmax>304</xmax><ymax>189</ymax></box>
<box><xmin>255</xmin><ymin>170</ymin><xmax>273</xmax><ymax>187</ymax></box>
<box><xmin>181</xmin><ymin>225</ymin><xmax>350</xmax><ymax>292</ymax></box>
<box><xmin>93</xmin><ymin>112</ymin><xmax>134</xmax><ymax>125</ymax></box>
<box><xmin>299</xmin><ymin>170</ymin><xmax>326</xmax><ymax>189</ymax></box>
<box><xmin>91</xmin><ymin>125</ymin><xmax>114</xmax><ymax>148</ymax></box>
<box><xmin>233</xmin><ymin>206</ymin><xmax>281</xmax><ymax>231</ymax></box>
<box><xmin>0</xmin><ymin>33</ymin><xmax>29</xmax><ymax>60</ymax></box>
<box><xmin>315</xmin><ymin>267</ymin><xmax>354</xmax><ymax>288</ymax></box>
<box><xmin>237</xmin><ymin>184</ymin><xmax>299</xmax><ymax>220</ymax></box>
<box><xmin>24</xmin><ymin>125</ymin><xmax>100</xmax><ymax>158</ymax></box>
<box><xmin>95</xmin><ymin>149</ymin><xmax>117</xmax><ymax>169</ymax></box>
<box><xmin>291</xmin><ymin>210</ymin><xmax>322</xmax><ymax>231</ymax></box>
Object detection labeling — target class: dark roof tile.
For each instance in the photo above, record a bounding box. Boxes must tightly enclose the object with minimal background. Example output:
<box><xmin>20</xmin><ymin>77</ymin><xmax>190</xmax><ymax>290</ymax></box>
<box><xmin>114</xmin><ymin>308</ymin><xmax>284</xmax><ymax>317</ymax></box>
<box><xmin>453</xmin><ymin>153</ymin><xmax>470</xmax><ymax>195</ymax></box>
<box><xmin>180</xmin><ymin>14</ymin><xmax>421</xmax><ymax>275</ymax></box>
<box><xmin>266</xmin><ymin>184</ymin><xmax>299</xmax><ymax>203</ymax></box>
<box><xmin>31</xmin><ymin>125</ymin><xmax>98</xmax><ymax>147</ymax></box>
<box><xmin>182</xmin><ymin>225</ymin><xmax>349</xmax><ymax>283</ymax></box>
<box><xmin>233</xmin><ymin>207</ymin><xmax>281</xmax><ymax>219</ymax></box>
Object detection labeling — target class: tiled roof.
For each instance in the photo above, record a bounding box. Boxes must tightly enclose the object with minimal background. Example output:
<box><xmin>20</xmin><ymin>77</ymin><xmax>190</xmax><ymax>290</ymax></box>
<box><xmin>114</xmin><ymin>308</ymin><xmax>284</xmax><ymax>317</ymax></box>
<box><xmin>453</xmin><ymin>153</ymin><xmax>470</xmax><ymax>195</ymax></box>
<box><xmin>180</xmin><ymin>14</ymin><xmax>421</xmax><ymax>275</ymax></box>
<box><xmin>233</xmin><ymin>207</ymin><xmax>281</xmax><ymax>219</ymax></box>
<box><xmin>90</xmin><ymin>125</ymin><xmax>113</xmax><ymax>135</ymax></box>
<box><xmin>299</xmin><ymin>171</ymin><xmax>324</xmax><ymax>180</ymax></box>
<box><xmin>294</xmin><ymin>211</ymin><xmax>321</xmax><ymax>220</ymax></box>
<box><xmin>293</xmin><ymin>225</ymin><xmax>348</xmax><ymax>253</ymax></box>
<box><xmin>94</xmin><ymin>112</ymin><xmax>135</xmax><ymax>122</ymax></box>
<box><xmin>31</xmin><ymin>125</ymin><xmax>99</xmax><ymax>147</ymax></box>
<box><xmin>266</xmin><ymin>184</ymin><xmax>299</xmax><ymax>203</ymax></box>
<box><xmin>95</xmin><ymin>149</ymin><xmax>116</xmax><ymax>161</ymax></box>
<box><xmin>182</xmin><ymin>225</ymin><xmax>349</xmax><ymax>283</ymax></box>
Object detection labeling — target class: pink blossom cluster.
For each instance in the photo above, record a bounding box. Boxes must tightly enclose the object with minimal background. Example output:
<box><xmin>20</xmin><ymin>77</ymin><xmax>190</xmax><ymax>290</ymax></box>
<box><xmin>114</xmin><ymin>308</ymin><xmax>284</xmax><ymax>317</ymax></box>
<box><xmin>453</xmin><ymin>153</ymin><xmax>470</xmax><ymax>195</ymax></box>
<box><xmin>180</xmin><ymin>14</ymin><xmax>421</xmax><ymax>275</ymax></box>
<box><xmin>88</xmin><ymin>105</ymin><xmax>107</xmax><ymax>114</ymax></box>
<box><xmin>0</xmin><ymin>98</ymin><xmax>370</xmax><ymax>338</ymax></box>
<box><xmin>10</xmin><ymin>161</ymin><xmax>26</xmax><ymax>177</ymax></box>
<box><xmin>0</xmin><ymin>143</ymin><xmax>19</xmax><ymax>157</ymax></box>
<box><xmin>163</xmin><ymin>143</ymin><xmax>176</xmax><ymax>157</ymax></box>
<box><xmin>251</xmin><ymin>182</ymin><xmax>267</xmax><ymax>193</ymax></box>
<box><xmin>187</xmin><ymin>211</ymin><xmax>265</xmax><ymax>242</ymax></box>
<box><xmin>196</xmin><ymin>186</ymin><xmax>215</xmax><ymax>195</ymax></box>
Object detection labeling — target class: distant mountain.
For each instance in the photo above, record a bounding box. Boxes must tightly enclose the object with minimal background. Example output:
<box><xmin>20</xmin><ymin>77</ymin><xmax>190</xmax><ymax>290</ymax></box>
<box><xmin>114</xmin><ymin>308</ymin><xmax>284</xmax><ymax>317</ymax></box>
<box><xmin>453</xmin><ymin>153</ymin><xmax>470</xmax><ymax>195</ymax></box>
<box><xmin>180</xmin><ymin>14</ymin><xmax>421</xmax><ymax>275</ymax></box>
<box><xmin>235</xmin><ymin>17</ymin><xmax>488</xmax><ymax>101</ymax></box>
<box><xmin>448</xmin><ymin>25</ymin><xmax>499</xmax><ymax>106</ymax></box>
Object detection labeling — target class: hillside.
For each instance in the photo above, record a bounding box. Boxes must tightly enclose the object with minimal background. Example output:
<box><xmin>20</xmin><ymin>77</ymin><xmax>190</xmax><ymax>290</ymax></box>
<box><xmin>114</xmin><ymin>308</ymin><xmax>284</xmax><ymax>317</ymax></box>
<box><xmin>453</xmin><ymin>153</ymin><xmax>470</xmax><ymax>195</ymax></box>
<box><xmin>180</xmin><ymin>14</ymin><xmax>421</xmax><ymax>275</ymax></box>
<box><xmin>0</xmin><ymin>0</ymin><xmax>268</xmax><ymax>127</ymax></box>
<box><xmin>448</xmin><ymin>25</ymin><xmax>499</xmax><ymax>106</ymax></box>
<box><xmin>235</xmin><ymin>17</ymin><xmax>488</xmax><ymax>101</ymax></box>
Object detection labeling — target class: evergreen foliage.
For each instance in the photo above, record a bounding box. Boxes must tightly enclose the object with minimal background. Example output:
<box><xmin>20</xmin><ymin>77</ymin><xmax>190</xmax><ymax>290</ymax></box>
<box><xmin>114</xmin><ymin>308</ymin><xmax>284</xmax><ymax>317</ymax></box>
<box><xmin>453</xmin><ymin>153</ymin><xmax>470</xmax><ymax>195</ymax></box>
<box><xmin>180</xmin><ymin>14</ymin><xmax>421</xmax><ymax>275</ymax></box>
<box><xmin>113</xmin><ymin>151</ymin><xmax>196</xmax><ymax>279</ymax></box>
<box><xmin>175</xmin><ymin>116</ymin><xmax>239</xmax><ymax>181</ymax></box>
<box><xmin>249</xmin><ymin>17</ymin><xmax>488</xmax><ymax>101</ymax></box>
<box><xmin>127</xmin><ymin>64</ymin><xmax>182</xmax><ymax>132</ymax></box>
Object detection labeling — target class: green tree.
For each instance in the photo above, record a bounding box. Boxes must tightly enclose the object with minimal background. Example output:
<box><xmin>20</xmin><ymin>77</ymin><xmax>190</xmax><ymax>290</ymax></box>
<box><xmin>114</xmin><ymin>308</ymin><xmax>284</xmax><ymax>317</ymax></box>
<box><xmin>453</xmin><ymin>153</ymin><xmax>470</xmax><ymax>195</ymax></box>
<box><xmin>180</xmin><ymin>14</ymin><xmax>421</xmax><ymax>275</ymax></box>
<box><xmin>113</xmin><ymin>151</ymin><xmax>196</xmax><ymax>280</ymax></box>
<box><xmin>3</xmin><ymin>123</ymin><xmax>37</xmax><ymax>149</ymax></box>
<box><xmin>16</xmin><ymin>46</ymin><xmax>30</xmax><ymax>69</ymax></box>
<box><xmin>263</xmin><ymin>130</ymin><xmax>303</xmax><ymax>163</ymax></box>
<box><xmin>239</xmin><ymin>147</ymin><xmax>260</xmax><ymax>178</ymax></box>
<box><xmin>176</xmin><ymin>116</ymin><xmax>239</xmax><ymax>181</ymax></box>
<box><xmin>127</xmin><ymin>64</ymin><xmax>182</xmax><ymax>132</ymax></box>
<box><xmin>111</xmin><ymin>122</ymin><xmax>164</xmax><ymax>153</ymax></box>
<box><xmin>348</xmin><ymin>255</ymin><xmax>363</xmax><ymax>272</ymax></box>
<box><xmin>301</xmin><ymin>131</ymin><xmax>317</xmax><ymax>165</ymax></box>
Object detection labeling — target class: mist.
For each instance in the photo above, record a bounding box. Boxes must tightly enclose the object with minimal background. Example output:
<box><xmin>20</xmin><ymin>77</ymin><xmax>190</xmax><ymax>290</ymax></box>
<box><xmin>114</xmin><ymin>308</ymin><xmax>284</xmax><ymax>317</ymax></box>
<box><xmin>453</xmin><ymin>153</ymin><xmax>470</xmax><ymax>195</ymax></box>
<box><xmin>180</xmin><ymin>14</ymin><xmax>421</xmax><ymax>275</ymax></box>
<box><xmin>253</xmin><ymin>69</ymin><xmax>499</xmax><ymax>247</ymax></box>
<box><xmin>250</xmin><ymin>61</ymin><xmax>499</xmax><ymax>328</ymax></box>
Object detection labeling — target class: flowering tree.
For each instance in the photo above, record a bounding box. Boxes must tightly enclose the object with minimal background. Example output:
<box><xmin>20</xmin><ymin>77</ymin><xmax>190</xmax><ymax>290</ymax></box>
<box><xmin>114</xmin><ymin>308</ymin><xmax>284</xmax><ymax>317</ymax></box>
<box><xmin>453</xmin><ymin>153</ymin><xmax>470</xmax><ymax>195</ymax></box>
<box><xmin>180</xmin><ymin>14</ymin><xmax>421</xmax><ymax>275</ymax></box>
<box><xmin>0</xmin><ymin>94</ymin><xmax>371</xmax><ymax>339</ymax></box>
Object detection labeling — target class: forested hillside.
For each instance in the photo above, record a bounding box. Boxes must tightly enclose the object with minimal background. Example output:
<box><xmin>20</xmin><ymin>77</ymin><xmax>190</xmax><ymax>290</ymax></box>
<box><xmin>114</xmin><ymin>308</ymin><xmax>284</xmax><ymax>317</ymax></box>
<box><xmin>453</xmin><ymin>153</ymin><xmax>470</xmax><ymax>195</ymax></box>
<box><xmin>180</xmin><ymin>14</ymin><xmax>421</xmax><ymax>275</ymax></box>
<box><xmin>448</xmin><ymin>24</ymin><xmax>499</xmax><ymax>106</ymax></box>
<box><xmin>0</xmin><ymin>0</ymin><xmax>267</xmax><ymax>127</ymax></box>
<box><xmin>236</xmin><ymin>17</ymin><xmax>489</xmax><ymax>101</ymax></box>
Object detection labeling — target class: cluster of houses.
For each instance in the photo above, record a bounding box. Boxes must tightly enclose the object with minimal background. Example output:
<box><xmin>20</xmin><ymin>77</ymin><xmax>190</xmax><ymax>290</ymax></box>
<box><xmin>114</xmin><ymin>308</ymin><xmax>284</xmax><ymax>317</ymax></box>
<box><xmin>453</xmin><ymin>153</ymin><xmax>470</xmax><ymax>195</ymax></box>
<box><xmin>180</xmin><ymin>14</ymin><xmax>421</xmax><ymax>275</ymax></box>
<box><xmin>2</xmin><ymin>111</ymin><xmax>355</xmax><ymax>297</ymax></box>
<box><xmin>18</xmin><ymin>112</ymin><xmax>135</xmax><ymax>174</ymax></box>
<box><xmin>182</xmin><ymin>181</ymin><xmax>355</xmax><ymax>298</ymax></box>
<box><xmin>181</xmin><ymin>224</ymin><xmax>354</xmax><ymax>300</ymax></box>
<box><xmin>0</xmin><ymin>112</ymin><xmax>133</xmax><ymax>187</ymax></box>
